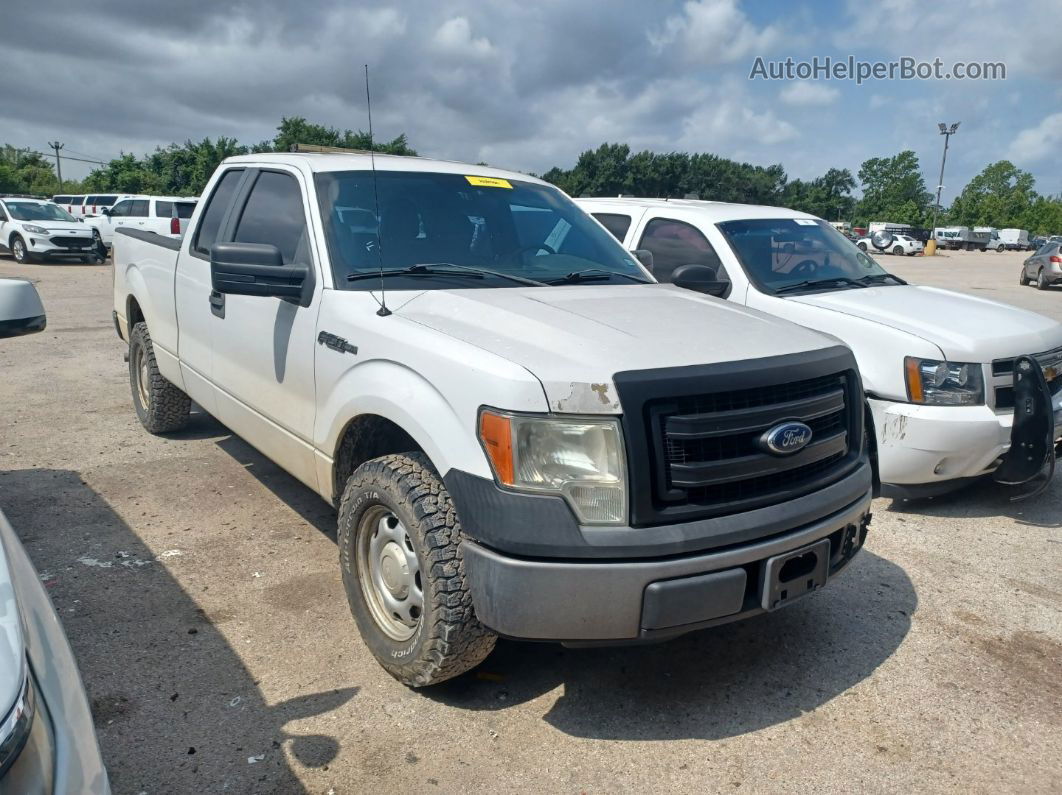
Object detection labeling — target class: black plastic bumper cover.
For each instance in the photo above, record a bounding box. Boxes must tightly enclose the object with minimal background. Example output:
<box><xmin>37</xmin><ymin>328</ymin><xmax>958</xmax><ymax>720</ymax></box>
<box><xmin>461</xmin><ymin>490</ymin><xmax>872</xmax><ymax>642</ymax></box>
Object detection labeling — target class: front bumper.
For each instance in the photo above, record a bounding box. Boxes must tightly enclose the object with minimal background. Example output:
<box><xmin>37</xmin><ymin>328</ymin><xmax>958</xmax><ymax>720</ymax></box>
<box><xmin>25</xmin><ymin>234</ymin><xmax>95</xmax><ymax>258</ymax></box>
<box><xmin>870</xmin><ymin>395</ymin><xmax>1062</xmax><ymax>487</ymax></box>
<box><xmin>462</xmin><ymin>490</ymin><xmax>872</xmax><ymax>642</ymax></box>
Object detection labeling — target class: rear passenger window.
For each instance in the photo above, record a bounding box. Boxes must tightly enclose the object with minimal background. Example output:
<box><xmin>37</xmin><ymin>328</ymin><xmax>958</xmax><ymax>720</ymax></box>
<box><xmin>592</xmin><ymin>213</ymin><xmax>633</xmax><ymax>242</ymax></box>
<box><xmin>174</xmin><ymin>202</ymin><xmax>196</xmax><ymax>219</ymax></box>
<box><xmin>128</xmin><ymin>200</ymin><xmax>149</xmax><ymax>217</ymax></box>
<box><xmin>638</xmin><ymin>218</ymin><xmax>723</xmax><ymax>281</ymax></box>
<box><xmin>71</xmin><ymin>196</ymin><xmax>85</xmax><ymax>206</ymax></box>
<box><xmin>155</xmin><ymin>201</ymin><xmax>172</xmax><ymax>218</ymax></box>
<box><xmin>233</xmin><ymin>171</ymin><xmax>307</xmax><ymax>265</ymax></box>
<box><xmin>194</xmin><ymin>169</ymin><xmax>245</xmax><ymax>257</ymax></box>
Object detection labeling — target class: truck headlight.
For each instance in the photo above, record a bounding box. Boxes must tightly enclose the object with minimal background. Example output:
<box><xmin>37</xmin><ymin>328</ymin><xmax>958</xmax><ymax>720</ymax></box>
<box><xmin>479</xmin><ymin>409</ymin><xmax>628</xmax><ymax>525</ymax></box>
<box><xmin>905</xmin><ymin>357</ymin><xmax>984</xmax><ymax>406</ymax></box>
<box><xmin>22</xmin><ymin>225</ymin><xmax>48</xmax><ymax>236</ymax></box>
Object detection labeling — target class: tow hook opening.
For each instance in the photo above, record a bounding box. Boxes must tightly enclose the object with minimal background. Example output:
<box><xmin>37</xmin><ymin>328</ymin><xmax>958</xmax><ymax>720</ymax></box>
<box><xmin>779</xmin><ymin>550</ymin><xmax>818</xmax><ymax>584</ymax></box>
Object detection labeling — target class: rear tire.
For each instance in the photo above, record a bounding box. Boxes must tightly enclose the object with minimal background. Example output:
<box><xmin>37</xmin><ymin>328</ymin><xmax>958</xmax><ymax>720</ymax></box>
<box><xmin>892</xmin><ymin>245</ymin><xmax>904</xmax><ymax>255</ymax></box>
<box><xmin>128</xmin><ymin>321</ymin><xmax>191</xmax><ymax>433</ymax></box>
<box><xmin>1037</xmin><ymin>267</ymin><xmax>1049</xmax><ymax>290</ymax></box>
<box><xmin>338</xmin><ymin>452</ymin><xmax>496</xmax><ymax>687</ymax></box>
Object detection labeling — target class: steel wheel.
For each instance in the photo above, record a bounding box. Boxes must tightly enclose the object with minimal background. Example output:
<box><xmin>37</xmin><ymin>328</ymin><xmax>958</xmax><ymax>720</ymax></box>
<box><xmin>134</xmin><ymin>344</ymin><xmax>150</xmax><ymax>409</ymax></box>
<box><xmin>355</xmin><ymin>504</ymin><xmax>423</xmax><ymax>641</ymax></box>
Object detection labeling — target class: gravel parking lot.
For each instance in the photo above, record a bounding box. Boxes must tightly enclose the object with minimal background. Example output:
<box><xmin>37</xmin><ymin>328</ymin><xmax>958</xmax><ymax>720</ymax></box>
<box><xmin>0</xmin><ymin>249</ymin><xmax>1059</xmax><ymax>794</ymax></box>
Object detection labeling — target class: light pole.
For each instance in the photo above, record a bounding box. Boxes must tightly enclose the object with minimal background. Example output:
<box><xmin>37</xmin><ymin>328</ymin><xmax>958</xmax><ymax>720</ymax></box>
<box><xmin>931</xmin><ymin>122</ymin><xmax>959</xmax><ymax>233</ymax></box>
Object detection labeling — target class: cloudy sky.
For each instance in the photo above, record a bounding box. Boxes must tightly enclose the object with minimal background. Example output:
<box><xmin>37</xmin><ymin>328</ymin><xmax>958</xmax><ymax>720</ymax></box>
<box><xmin>3</xmin><ymin>0</ymin><xmax>1060</xmax><ymax>203</ymax></box>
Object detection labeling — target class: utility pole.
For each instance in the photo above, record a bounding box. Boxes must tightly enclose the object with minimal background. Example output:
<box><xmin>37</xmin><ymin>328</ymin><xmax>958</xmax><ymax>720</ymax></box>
<box><xmin>48</xmin><ymin>141</ymin><xmax>65</xmax><ymax>192</ymax></box>
<box><xmin>931</xmin><ymin>122</ymin><xmax>960</xmax><ymax>232</ymax></box>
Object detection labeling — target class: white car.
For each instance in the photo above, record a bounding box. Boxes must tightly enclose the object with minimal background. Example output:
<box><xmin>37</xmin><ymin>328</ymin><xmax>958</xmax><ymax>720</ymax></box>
<box><xmin>856</xmin><ymin>232</ymin><xmax>924</xmax><ymax>256</ymax></box>
<box><xmin>0</xmin><ymin>279</ymin><xmax>110</xmax><ymax>791</ymax></box>
<box><xmin>578</xmin><ymin>197</ymin><xmax>1062</xmax><ymax>497</ymax></box>
<box><xmin>113</xmin><ymin>153</ymin><xmax>875</xmax><ymax>686</ymax></box>
<box><xmin>88</xmin><ymin>195</ymin><xmax>198</xmax><ymax>247</ymax></box>
<box><xmin>0</xmin><ymin>198</ymin><xmax>97</xmax><ymax>263</ymax></box>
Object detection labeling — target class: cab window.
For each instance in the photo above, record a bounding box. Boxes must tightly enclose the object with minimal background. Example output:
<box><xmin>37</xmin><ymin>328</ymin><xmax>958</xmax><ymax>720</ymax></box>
<box><xmin>592</xmin><ymin>213</ymin><xmax>633</xmax><ymax>242</ymax></box>
<box><xmin>637</xmin><ymin>218</ymin><xmax>722</xmax><ymax>281</ymax></box>
<box><xmin>233</xmin><ymin>171</ymin><xmax>308</xmax><ymax>265</ymax></box>
<box><xmin>193</xmin><ymin>168</ymin><xmax>245</xmax><ymax>257</ymax></box>
<box><xmin>109</xmin><ymin>201</ymin><xmax>132</xmax><ymax>217</ymax></box>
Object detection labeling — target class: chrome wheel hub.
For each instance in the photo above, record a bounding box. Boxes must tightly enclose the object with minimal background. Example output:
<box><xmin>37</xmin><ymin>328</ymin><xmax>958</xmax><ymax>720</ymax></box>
<box><xmin>356</xmin><ymin>506</ymin><xmax>423</xmax><ymax>641</ymax></box>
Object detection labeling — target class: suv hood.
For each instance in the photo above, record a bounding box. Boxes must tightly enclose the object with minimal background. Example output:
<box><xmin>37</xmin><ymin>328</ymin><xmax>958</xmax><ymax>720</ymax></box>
<box><xmin>18</xmin><ymin>219</ymin><xmax>88</xmax><ymax>233</ymax></box>
<box><xmin>400</xmin><ymin>284</ymin><xmax>839</xmax><ymax>413</ymax></box>
<box><xmin>787</xmin><ymin>285</ymin><xmax>1062</xmax><ymax>362</ymax></box>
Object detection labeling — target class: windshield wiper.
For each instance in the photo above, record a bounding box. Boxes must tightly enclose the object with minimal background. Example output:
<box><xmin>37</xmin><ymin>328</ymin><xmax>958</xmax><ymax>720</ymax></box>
<box><xmin>348</xmin><ymin>263</ymin><xmax>546</xmax><ymax>287</ymax></box>
<box><xmin>546</xmin><ymin>268</ymin><xmax>651</xmax><ymax>285</ymax></box>
<box><xmin>774</xmin><ymin>277</ymin><xmax>869</xmax><ymax>295</ymax></box>
<box><xmin>854</xmin><ymin>273</ymin><xmax>907</xmax><ymax>286</ymax></box>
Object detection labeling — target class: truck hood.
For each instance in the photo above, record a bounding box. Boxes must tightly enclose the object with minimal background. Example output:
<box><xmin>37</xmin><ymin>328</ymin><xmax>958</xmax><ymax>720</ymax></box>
<box><xmin>787</xmin><ymin>285</ymin><xmax>1062</xmax><ymax>362</ymax></box>
<box><xmin>399</xmin><ymin>284</ymin><xmax>838</xmax><ymax>413</ymax></box>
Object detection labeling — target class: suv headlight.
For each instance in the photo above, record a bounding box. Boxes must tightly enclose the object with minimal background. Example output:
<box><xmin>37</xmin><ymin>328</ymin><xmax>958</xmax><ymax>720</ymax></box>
<box><xmin>22</xmin><ymin>225</ymin><xmax>48</xmax><ymax>235</ymax></box>
<box><xmin>905</xmin><ymin>357</ymin><xmax>984</xmax><ymax>406</ymax></box>
<box><xmin>479</xmin><ymin>409</ymin><xmax>627</xmax><ymax>525</ymax></box>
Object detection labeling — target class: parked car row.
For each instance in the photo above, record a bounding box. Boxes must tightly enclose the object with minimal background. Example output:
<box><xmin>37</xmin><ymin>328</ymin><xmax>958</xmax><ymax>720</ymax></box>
<box><xmin>108</xmin><ymin>152</ymin><xmax>1062</xmax><ymax>690</ymax></box>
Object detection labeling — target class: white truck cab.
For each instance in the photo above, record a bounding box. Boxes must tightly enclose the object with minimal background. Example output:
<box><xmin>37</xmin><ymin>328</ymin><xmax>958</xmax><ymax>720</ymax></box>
<box><xmin>578</xmin><ymin>197</ymin><xmax>1062</xmax><ymax>497</ymax></box>
<box><xmin>113</xmin><ymin>154</ymin><xmax>875</xmax><ymax>686</ymax></box>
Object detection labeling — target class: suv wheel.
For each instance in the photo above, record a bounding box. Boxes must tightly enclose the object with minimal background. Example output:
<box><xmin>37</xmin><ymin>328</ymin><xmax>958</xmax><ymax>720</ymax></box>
<box><xmin>10</xmin><ymin>235</ymin><xmax>33</xmax><ymax>264</ymax></box>
<box><xmin>1037</xmin><ymin>267</ymin><xmax>1050</xmax><ymax>290</ymax></box>
<box><xmin>338</xmin><ymin>452</ymin><xmax>496</xmax><ymax>687</ymax></box>
<box><xmin>128</xmin><ymin>321</ymin><xmax>191</xmax><ymax>433</ymax></box>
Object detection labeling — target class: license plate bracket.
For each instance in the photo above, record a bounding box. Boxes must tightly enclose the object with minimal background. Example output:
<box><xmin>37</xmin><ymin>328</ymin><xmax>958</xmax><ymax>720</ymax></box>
<box><xmin>760</xmin><ymin>538</ymin><xmax>831</xmax><ymax>611</ymax></box>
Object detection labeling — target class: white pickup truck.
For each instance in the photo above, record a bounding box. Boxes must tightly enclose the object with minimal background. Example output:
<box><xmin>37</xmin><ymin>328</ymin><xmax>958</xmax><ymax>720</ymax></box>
<box><xmin>113</xmin><ymin>153</ymin><xmax>874</xmax><ymax>686</ymax></box>
<box><xmin>578</xmin><ymin>198</ymin><xmax>1062</xmax><ymax>497</ymax></box>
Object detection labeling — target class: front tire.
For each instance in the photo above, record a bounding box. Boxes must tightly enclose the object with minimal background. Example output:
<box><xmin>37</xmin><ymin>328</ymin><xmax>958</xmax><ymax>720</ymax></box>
<box><xmin>10</xmin><ymin>235</ymin><xmax>33</xmax><ymax>264</ymax></box>
<box><xmin>128</xmin><ymin>321</ymin><xmax>191</xmax><ymax>433</ymax></box>
<box><xmin>1020</xmin><ymin>269</ymin><xmax>1030</xmax><ymax>286</ymax></box>
<box><xmin>857</xmin><ymin>242</ymin><xmax>868</xmax><ymax>252</ymax></box>
<box><xmin>338</xmin><ymin>453</ymin><xmax>496</xmax><ymax>687</ymax></box>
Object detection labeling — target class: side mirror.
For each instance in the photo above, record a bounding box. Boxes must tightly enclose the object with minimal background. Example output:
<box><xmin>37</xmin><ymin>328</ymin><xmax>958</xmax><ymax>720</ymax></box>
<box><xmin>631</xmin><ymin>249</ymin><xmax>654</xmax><ymax>273</ymax></box>
<box><xmin>101</xmin><ymin>208</ymin><xmax>111</xmax><ymax>216</ymax></box>
<box><xmin>0</xmin><ymin>279</ymin><xmax>47</xmax><ymax>338</ymax></box>
<box><xmin>671</xmin><ymin>264</ymin><xmax>730</xmax><ymax>298</ymax></box>
<box><xmin>211</xmin><ymin>242</ymin><xmax>312</xmax><ymax>307</ymax></box>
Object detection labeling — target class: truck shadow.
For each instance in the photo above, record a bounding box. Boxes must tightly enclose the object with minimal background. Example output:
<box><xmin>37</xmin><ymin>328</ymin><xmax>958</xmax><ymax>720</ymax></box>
<box><xmin>884</xmin><ymin>475</ymin><xmax>1061</xmax><ymax>529</ymax></box>
<box><xmin>425</xmin><ymin>550</ymin><xmax>915</xmax><ymax>740</ymax></box>
<box><xmin>0</xmin><ymin>468</ymin><xmax>357</xmax><ymax>794</ymax></box>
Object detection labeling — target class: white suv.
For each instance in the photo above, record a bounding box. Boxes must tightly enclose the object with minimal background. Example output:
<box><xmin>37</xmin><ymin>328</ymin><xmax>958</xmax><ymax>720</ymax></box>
<box><xmin>88</xmin><ymin>195</ymin><xmax>198</xmax><ymax>246</ymax></box>
<box><xmin>0</xmin><ymin>198</ymin><xmax>97</xmax><ymax>263</ymax></box>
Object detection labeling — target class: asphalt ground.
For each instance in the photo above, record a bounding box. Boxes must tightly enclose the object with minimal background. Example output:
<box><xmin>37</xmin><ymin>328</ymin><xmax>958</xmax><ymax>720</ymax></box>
<box><xmin>0</xmin><ymin>248</ymin><xmax>1058</xmax><ymax>793</ymax></box>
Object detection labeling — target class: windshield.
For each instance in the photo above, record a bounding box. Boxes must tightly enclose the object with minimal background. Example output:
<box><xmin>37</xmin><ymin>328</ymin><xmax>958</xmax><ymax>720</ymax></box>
<box><xmin>718</xmin><ymin>218</ymin><xmax>892</xmax><ymax>294</ymax></box>
<box><xmin>316</xmin><ymin>171</ymin><xmax>647</xmax><ymax>290</ymax></box>
<box><xmin>4</xmin><ymin>201</ymin><xmax>76</xmax><ymax>222</ymax></box>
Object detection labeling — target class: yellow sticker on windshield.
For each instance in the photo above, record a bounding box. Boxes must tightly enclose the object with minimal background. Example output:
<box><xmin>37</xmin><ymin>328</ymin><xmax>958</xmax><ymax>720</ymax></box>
<box><xmin>465</xmin><ymin>175</ymin><xmax>513</xmax><ymax>189</ymax></box>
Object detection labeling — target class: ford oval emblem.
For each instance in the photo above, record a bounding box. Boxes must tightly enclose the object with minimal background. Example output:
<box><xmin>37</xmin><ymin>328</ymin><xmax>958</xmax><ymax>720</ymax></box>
<box><xmin>761</xmin><ymin>422</ymin><xmax>813</xmax><ymax>456</ymax></box>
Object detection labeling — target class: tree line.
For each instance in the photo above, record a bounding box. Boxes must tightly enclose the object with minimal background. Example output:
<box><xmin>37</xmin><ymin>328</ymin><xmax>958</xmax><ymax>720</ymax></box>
<box><xmin>3</xmin><ymin>118</ymin><xmax>1061</xmax><ymax>234</ymax></box>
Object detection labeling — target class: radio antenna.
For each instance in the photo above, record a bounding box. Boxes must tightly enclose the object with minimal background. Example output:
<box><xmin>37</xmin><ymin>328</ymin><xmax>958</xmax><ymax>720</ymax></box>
<box><xmin>365</xmin><ymin>64</ymin><xmax>390</xmax><ymax>316</ymax></box>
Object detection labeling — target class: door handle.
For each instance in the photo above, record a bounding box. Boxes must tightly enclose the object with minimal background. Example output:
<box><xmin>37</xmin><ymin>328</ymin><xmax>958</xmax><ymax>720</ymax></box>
<box><xmin>209</xmin><ymin>290</ymin><xmax>225</xmax><ymax>318</ymax></box>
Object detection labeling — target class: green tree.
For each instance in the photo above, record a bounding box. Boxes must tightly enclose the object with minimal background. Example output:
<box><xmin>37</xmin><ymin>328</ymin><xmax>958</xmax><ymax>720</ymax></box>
<box><xmin>782</xmin><ymin>168</ymin><xmax>856</xmax><ymax>220</ymax></box>
<box><xmin>269</xmin><ymin>116</ymin><xmax>416</xmax><ymax>155</ymax></box>
<box><xmin>1022</xmin><ymin>195</ymin><xmax>1062</xmax><ymax>236</ymax></box>
<box><xmin>855</xmin><ymin>150</ymin><xmax>932</xmax><ymax>226</ymax></box>
<box><xmin>947</xmin><ymin>160</ymin><xmax>1036</xmax><ymax>228</ymax></box>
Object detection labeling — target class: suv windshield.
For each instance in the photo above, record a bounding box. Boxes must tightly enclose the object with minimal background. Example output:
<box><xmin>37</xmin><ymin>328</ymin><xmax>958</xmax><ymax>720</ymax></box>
<box><xmin>4</xmin><ymin>201</ymin><xmax>76</xmax><ymax>222</ymax></box>
<box><xmin>718</xmin><ymin>218</ymin><xmax>894</xmax><ymax>294</ymax></box>
<box><xmin>317</xmin><ymin>171</ymin><xmax>648</xmax><ymax>290</ymax></box>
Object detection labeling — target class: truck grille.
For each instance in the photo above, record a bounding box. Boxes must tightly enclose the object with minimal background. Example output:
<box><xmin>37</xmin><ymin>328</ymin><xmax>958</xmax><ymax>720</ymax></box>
<box><xmin>49</xmin><ymin>236</ymin><xmax>91</xmax><ymax>249</ymax></box>
<box><xmin>614</xmin><ymin>348</ymin><xmax>864</xmax><ymax>527</ymax></box>
<box><xmin>991</xmin><ymin>346</ymin><xmax>1062</xmax><ymax>409</ymax></box>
